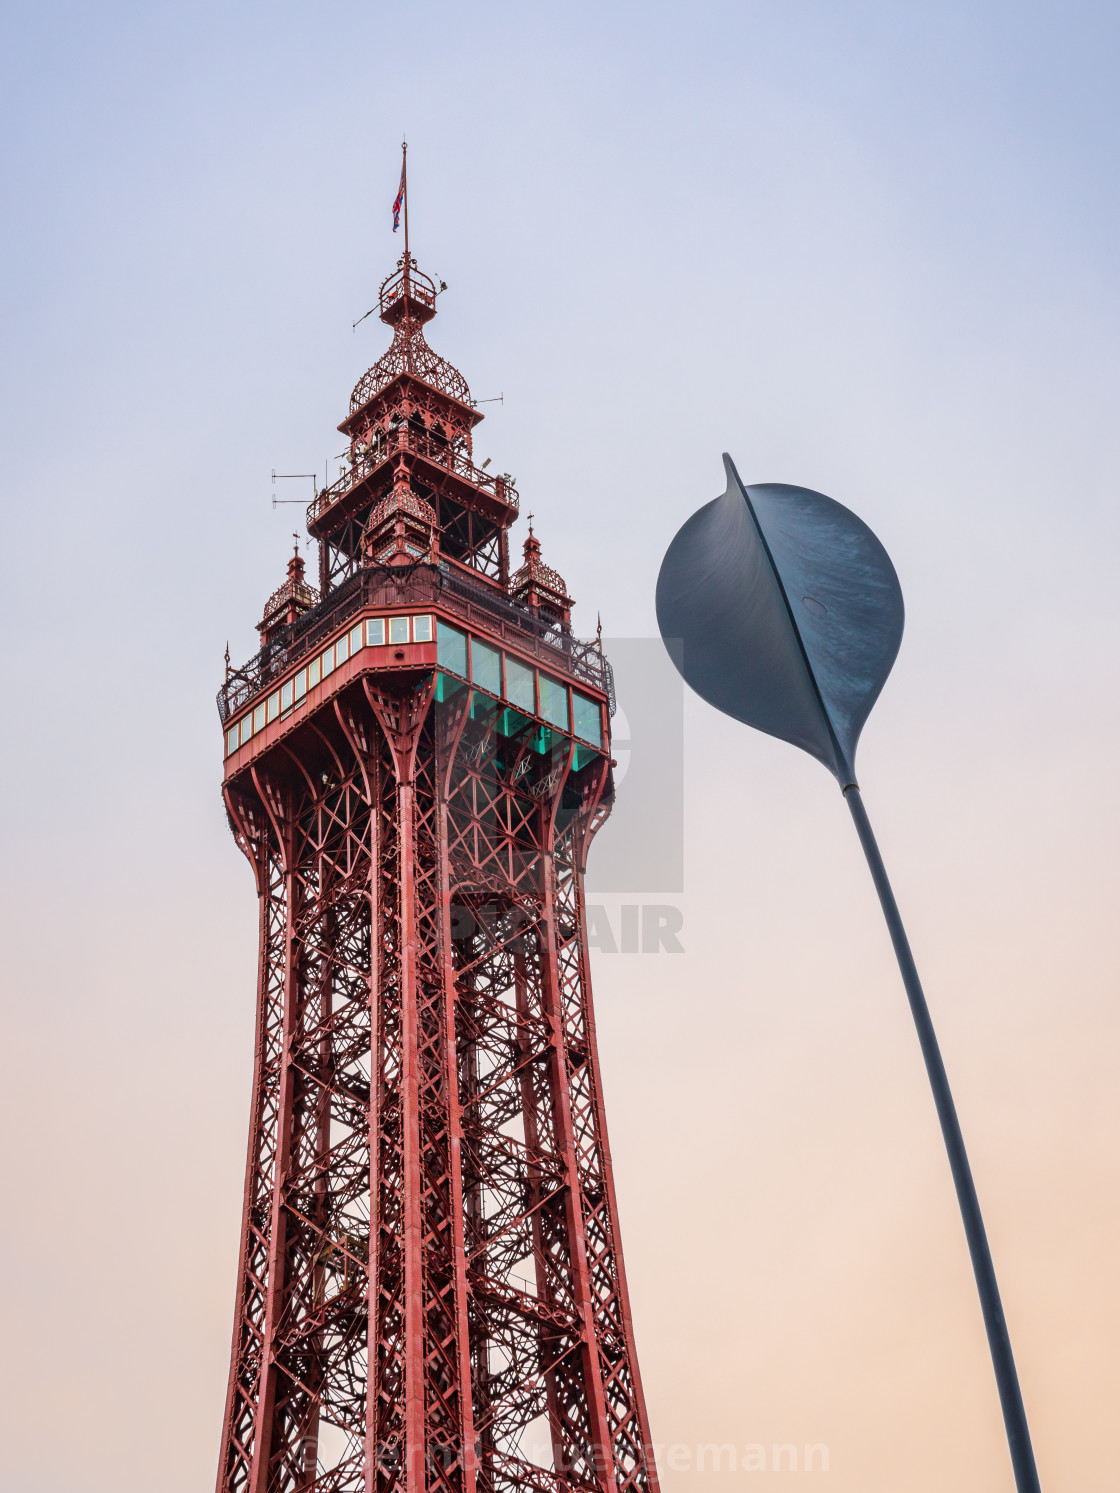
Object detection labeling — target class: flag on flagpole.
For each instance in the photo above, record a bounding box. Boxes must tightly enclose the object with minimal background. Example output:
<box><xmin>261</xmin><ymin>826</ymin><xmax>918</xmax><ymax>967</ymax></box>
<box><xmin>392</xmin><ymin>157</ymin><xmax>406</xmax><ymax>232</ymax></box>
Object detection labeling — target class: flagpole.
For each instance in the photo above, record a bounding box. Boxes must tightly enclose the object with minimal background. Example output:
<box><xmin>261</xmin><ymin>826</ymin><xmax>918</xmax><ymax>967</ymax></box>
<box><xmin>402</xmin><ymin>139</ymin><xmax>409</xmax><ymax>289</ymax></box>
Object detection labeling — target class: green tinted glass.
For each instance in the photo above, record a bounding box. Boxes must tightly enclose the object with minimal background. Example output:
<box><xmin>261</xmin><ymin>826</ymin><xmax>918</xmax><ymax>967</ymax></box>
<box><xmin>471</xmin><ymin>640</ymin><xmax>501</xmax><ymax>695</ymax></box>
<box><xmin>572</xmin><ymin>741</ymin><xmax>600</xmax><ymax>771</ymax></box>
<box><xmin>437</xmin><ymin>621</ymin><xmax>468</xmax><ymax>676</ymax></box>
<box><xmin>504</xmin><ymin>657</ymin><xmax>535</xmax><ymax>713</ymax></box>
<box><xmin>538</xmin><ymin>674</ymin><xmax>569</xmax><ymax>730</ymax></box>
<box><xmin>572</xmin><ymin>690</ymin><xmax>602</xmax><ymax>746</ymax></box>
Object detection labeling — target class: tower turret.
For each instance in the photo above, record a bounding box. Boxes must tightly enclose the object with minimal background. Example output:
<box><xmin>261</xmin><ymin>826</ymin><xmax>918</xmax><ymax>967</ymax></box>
<box><xmin>360</xmin><ymin>473</ymin><xmax>439</xmax><ymax>568</ymax></box>
<box><xmin>510</xmin><ymin>518</ymin><xmax>573</xmax><ymax>630</ymax></box>
<box><xmin>256</xmin><ymin>541</ymin><xmax>318</xmax><ymax>646</ymax></box>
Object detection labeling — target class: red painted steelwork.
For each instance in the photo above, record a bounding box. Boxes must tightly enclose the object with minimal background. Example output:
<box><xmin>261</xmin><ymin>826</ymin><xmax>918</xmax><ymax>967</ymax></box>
<box><xmin>216</xmin><ymin>248</ymin><xmax>658</xmax><ymax>1493</ymax></box>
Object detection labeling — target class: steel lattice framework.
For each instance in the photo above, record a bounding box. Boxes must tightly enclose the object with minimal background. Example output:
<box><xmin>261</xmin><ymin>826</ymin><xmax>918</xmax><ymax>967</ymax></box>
<box><xmin>215</xmin><ymin>251</ymin><xmax>659</xmax><ymax>1493</ymax></box>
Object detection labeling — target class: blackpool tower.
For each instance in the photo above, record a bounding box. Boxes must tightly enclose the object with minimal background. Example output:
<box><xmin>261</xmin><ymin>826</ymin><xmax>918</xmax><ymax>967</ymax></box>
<box><xmin>214</xmin><ymin>243</ymin><xmax>660</xmax><ymax>1493</ymax></box>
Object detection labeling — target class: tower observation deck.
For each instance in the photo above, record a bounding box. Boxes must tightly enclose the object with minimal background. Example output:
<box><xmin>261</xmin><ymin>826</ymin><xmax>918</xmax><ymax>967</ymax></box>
<box><xmin>214</xmin><ymin>247</ymin><xmax>659</xmax><ymax>1493</ymax></box>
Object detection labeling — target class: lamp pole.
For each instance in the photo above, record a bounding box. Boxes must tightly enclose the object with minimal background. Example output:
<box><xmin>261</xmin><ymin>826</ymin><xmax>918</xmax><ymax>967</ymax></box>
<box><xmin>843</xmin><ymin>784</ymin><xmax>1041</xmax><ymax>1493</ymax></box>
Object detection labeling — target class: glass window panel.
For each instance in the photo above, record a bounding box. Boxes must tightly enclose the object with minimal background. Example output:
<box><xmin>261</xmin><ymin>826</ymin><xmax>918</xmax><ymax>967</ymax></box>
<box><xmin>412</xmin><ymin>613</ymin><xmax>433</xmax><ymax>643</ymax></box>
<box><xmin>496</xmin><ymin>706</ymin><xmax>528</xmax><ymax>737</ymax></box>
<box><xmin>572</xmin><ymin>741</ymin><xmax>600</xmax><ymax>772</ymax></box>
<box><xmin>294</xmin><ymin>668</ymin><xmax>307</xmax><ymax>700</ymax></box>
<box><xmin>307</xmin><ymin>657</ymin><xmax>320</xmax><ymax>687</ymax></box>
<box><xmin>281</xmin><ymin>681</ymin><xmax>294</xmax><ymax>711</ymax></box>
<box><xmin>538</xmin><ymin>674</ymin><xmax>569</xmax><ymax>730</ymax></box>
<box><xmin>527</xmin><ymin>724</ymin><xmax>553</xmax><ymax>755</ymax></box>
<box><xmin>321</xmin><ymin>646</ymin><xmax>335</xmax><ymax>678</ymax></box>
<box><xmin>437</xmin><ymin>621</ymin><xmax>468</xmax><ymax>677</ymax></box>
<box><xmin>267</xmin><ymin>691</ymin><xmax>281</xmax><ymax>723</ymax></box>
<box><xmin>336</xmin><ymin>634</ymin><xmax>349</xmax><ymax>664</ymax></box>
<box><xmin>240</xmin><ymin>717</ymin><xmax>252</xmax><ymax>746</ymax></box>
<box><xmin>350</xmin><ymin>624</ymin><xmax>363</xmax><ymax>655</ymax></box>
<box><xmin>389</xmin><ymin>615</ymin><xmax>410</xmax><ymax>645</ymax></box>
<box><xmin>253</xmin><ymin>704</ymin><xmax>266</xmax><ymax>734</ymax></box>
<box><xmin>367</xmin><ymin>617</ymin><xmax>386</xmax><ymax>647</ymax></box>
<box><xmin>504</xmin><ymin>657</ymin><xmax>535</xmax><ymax>714</ymax></box>
<box><xmin>227</xmin><ymin>727</ymin><xmax>239</xmax><ymax>755</ymax></box>
<box><xmin>572</xmin><ymin>690</ymin><xmax>602</xmax><ymax>746</ymax></box>
<box><xmin>470</xmin><ymin>639</ymin><xmax>501</xmax><ymax>696</ymax></box>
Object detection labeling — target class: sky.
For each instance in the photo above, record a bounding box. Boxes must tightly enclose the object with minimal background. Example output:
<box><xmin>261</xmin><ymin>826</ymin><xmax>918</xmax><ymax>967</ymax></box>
<box><xmin>1</xmin><ymin>1</ymin><xmax>1118</xmax><ymax>1489</ymax></box>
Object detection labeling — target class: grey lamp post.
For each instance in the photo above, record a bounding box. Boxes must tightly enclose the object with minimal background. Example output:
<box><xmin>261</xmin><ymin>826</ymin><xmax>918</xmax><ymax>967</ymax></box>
<box><xmin>656</xmin><ymin>454</ymin><xmax>1041</xmax><ymax>1493</ymax></box>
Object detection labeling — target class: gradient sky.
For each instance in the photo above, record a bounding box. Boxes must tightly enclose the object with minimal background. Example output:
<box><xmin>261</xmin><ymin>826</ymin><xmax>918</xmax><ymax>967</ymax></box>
<box><xmin>2</xmin><ymin>3</ymin><xmax>1118</xmax><ymax>1490</ymax></box>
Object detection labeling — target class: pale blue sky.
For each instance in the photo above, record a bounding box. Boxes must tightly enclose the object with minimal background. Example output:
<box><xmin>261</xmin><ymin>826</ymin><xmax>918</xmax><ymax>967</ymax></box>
<box><xmin>2</xmin><ymin>4</ymin><xmax>1118</xmax><ymax>1490</ymax></box>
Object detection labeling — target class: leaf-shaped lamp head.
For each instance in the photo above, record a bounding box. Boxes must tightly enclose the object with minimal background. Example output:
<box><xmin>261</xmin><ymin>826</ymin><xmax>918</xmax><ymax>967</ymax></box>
<box><xmin>655</xmin><ymin>455</ymin><xmax>905</xmax><ymax>787</ymax></box>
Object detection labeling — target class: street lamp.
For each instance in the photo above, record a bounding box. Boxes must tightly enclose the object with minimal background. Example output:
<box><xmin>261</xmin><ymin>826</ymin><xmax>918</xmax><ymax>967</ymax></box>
<box><xmin>656</xmin><ymin>454</ymin><xmax>1041</xmax><ymax>1493</ymax></box>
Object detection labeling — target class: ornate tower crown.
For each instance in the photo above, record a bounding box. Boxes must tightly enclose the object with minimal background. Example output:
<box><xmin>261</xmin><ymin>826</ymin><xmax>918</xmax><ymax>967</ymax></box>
<box><xmin>349</xmin><ymin>257</ymin><xmax>471</xmax><ymax>413</ymax></box>
<box><xmin>306</xmin><ymin>249</ymin><xmax>518</xmax><ymax>599</ymax></box>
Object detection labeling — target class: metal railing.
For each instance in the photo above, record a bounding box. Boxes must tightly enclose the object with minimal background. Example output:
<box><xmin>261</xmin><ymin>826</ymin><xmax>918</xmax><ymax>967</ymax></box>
<box><xmin>437</xmin><ymin>566</ymin><xmax>612</xmax><ymax>705</ymax></box>
<box><xmin>379</xmin><ymin>261</ymin><xmax>437</xmax><ymax>318</ymax></box>
<box><xmin>217</xmin><ymin>563</ymin><xmax>613</xmax><ymax>724</ymax></box>
<box><xmin>307</xmin><ymin>425</ymin><xmax>519</xmax><ymax>528</ymax></box>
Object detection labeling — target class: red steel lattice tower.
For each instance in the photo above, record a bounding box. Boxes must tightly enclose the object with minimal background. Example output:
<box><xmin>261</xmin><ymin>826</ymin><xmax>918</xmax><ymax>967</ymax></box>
<box><xmin>215</xmin><ymin>246</ymin><xmax>660</xmax><ymax>1493</ymax></box>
